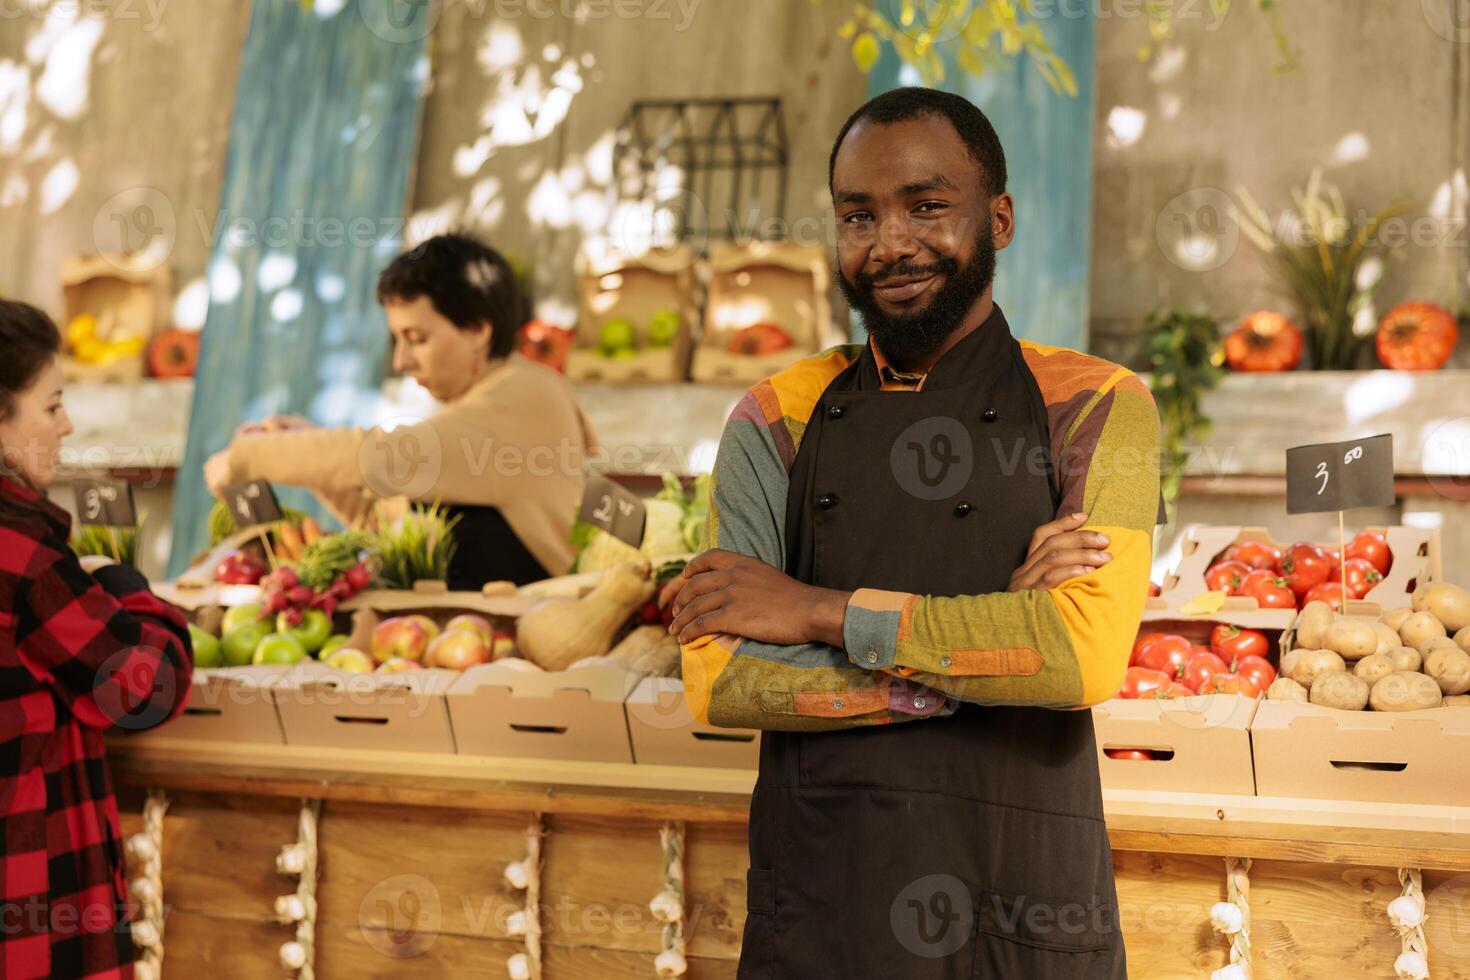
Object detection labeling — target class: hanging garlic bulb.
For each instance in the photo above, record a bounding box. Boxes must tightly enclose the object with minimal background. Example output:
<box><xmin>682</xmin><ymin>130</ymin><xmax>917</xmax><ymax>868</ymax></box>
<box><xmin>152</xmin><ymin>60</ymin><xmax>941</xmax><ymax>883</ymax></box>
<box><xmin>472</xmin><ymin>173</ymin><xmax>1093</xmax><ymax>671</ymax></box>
<box><xmin>1210</xmin><ymin>901</ymin><xmax>1244</xmax><ymax>935</ymax></box>
<box><xmin>129</xmin><ymin>876</ymin><xmax>160</xmax><ymax>907</ymax></box>
<box><xmin>655</xmin><ymin>946</ymin><xmax>689</xmax><ymax>977</ymax></box>
<box><xmin>274</xmin><ymin>894</ymin><xmax>308</xmax><ymax>922</ymax></box>
<box><xmin>133</xmin><ymin>959</ymin><xmax>159</xmax><ymax>980</ymax></box>
<box><xmin>649</xmin><ymin>888</ymin><xmax>683</xmax><ymax>923</ymax></box>
<box><xmin>276</xmin><ymin>844</ymin><xmax>307</xmax><ymax>876</ymax></box>
<box><xmin>125</xmin><ymin>833</ymin><xmax>158</xmax><ymax>865</ymax></box>
<box><xmin>1387</xmin><ymin>893</ymin><xmax>1425</xmax><ymax>932</ymax></box>
<box><xmin>505</xmin><ymin>909</ymin><xmax>529</xmax><ymax>938</ymax></box>
<box><xmin>131</xmin><ymin>919</ymin><xmax>160</xmax><ymax>950</ymax></box>
<box><xmin>506</xmin><ymin>952</ymin><xmax>531</xmax><ymax>980</ymax></box>
<box><xmin>278</xmin><ymin>940</ymin><xmax>308</xmax><ymax>970</ymax></box>
<box><xmin>1394</xmin><ymin>950</ymin><xmax>1430</xmax><ymax>980</ymax></box>
<box><xmin>1210</xmin><ymin>964</ymin><xmax>1249</xmax><ymax>980</ymax></box>
<box><xmin>503</xmin><ymin>859</ymin><xmax>531</xmax><ymax>891</ymax></box>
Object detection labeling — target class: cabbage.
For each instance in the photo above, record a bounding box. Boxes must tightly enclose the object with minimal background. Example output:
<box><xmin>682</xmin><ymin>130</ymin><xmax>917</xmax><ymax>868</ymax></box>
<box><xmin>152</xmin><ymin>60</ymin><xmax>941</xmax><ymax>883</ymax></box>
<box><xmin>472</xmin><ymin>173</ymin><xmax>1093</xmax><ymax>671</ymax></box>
<box><xmin>576</xmin><ymin>499</ymin><xmax>688</xmax><ymax>573</ymax></box>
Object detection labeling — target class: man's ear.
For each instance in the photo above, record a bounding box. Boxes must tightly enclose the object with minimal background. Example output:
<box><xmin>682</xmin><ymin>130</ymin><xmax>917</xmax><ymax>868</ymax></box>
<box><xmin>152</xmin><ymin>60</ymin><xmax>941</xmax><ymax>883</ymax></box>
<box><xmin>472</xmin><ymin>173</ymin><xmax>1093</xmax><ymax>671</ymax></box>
<box><xmin>992</xmin><ymin>193</ymin><xmax>1017</xmax><ymax>250</ymax></box>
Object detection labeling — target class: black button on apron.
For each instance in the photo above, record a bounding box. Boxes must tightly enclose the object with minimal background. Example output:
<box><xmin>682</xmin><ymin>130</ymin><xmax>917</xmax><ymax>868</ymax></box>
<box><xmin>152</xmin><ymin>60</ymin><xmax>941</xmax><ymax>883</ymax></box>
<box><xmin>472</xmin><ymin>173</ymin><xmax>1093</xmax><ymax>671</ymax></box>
<box><xmin>954</xmin><ymin>501</ymin><xmax>973</xmax><ymax>516</ymax></box>
<box><xmin>827</xmin><ymin>404</ymin><xmax>846</xmax><ymax>419</ymax></box>
<box><xmin>816</xmin><ymin>493</ymin><xmax>839</xmax><ymax>509</ymax></box>
<box><xmin>982</xmin><ymin>407</ymin><xmax>998</xmax><ymax>422</ymax></box>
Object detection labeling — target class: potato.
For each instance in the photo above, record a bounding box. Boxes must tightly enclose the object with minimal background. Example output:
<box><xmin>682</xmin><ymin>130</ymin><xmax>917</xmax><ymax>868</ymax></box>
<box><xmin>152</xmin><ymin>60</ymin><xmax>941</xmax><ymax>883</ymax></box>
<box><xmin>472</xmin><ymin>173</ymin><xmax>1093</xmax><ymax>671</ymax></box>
<box><xmin>1425</xmin><ymin>645</ymin><xmax>1470</xmax><ymax>696</ymax></box>
<box><xmin>1456</xmin><ymin>624</ymin><xmax>1470</xmax><ymax>650</ymax></box>
<box><xmin>1422</xmin><ymin>636</ymin><xmax>1462</xmax><ymax>659</ymax></box>
<box><xmin>1444</xmin><ymin>695</ymin><xmax>1470</xmax><ymax>707</ymax></box>
<box><xmin>1266</xmin><ymin>677</ymin><xmax>1309</xmax><ymax>702</ymax></box>
<box><xmin>1399</xmin><ymin>611</ymin><xmax>1448</xmax><ymax>651</ymax></box>
<box><xmin>1323</xmin><ymin>619</ymin><xmax>1378</xmax><ymax>661</ymax></box>
<box><xmin>1372</xmin><ymin>622</ymin><xmax>1400</xmax><ymax>658</ymax></box>
<box><xmin>1295</xmin><ymin>602</ymin><xmax>1336</xmax><ymax>650</ymax></box>
<box><xmin>1310</xmin><ymin>671</ymin><xmax>1370</xmax><ymax>711</ymax></box>
<box><xmin>1353</xmin><ymin>653</ymin><xmax>1395</xmax><ymax>686</ymax></box>
<box><xmin>1387</xmin><ymin>646</ymin><xmax>1423</xmax><ymax>673</ymax></box>
<box><xmin>1420</xmin><ymin>583</ymin><xmax>1470</xmax><ymax>633</ymax></box>
<box><xmin>1369</xmin><ymin>672</ymin><xmax>1442</xmax><ymax>712</ymax></box>
<box><xmin>1279</xmin><ymin>648</ymin><xmax>1305</xmax><ymax>680</ymax></box>
<box><xmin>1288</xmin><ymin>649</ymin><xmax>1346</xmax><ymax>687</ymax></box>
<box><xmin>1381</xmin><ymin>607</ymin><xmax>1414</xmax><ymax>632</ymax></box>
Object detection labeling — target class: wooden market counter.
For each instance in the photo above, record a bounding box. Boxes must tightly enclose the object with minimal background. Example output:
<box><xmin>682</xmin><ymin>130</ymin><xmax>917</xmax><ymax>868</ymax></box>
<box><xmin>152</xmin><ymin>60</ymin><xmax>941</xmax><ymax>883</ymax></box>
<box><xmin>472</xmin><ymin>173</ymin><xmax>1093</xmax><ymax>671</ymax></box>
<box><xmin>109</xmin><ymin>739</ymin><xmax>1470</xmax><ymax>979</ymax></box>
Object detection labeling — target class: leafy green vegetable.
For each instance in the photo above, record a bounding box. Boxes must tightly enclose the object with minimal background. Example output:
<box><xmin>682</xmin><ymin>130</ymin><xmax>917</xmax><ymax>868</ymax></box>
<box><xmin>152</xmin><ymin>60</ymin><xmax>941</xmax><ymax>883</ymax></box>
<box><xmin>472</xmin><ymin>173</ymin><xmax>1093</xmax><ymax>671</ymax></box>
<box><xmin>71</xmin><ymin>522</ymin><xmax>142</xmax><ymax>567</ymax></box>
<box><xmin>367</xmin><ymin>503</ymin><xmax>461</xmax><ymax>589</ymax></box>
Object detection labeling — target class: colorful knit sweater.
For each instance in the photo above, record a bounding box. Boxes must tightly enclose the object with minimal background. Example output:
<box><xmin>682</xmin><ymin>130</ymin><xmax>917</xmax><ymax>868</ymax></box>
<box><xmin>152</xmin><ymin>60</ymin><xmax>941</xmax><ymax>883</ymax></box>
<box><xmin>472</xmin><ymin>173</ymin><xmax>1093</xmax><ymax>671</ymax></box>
<box><xmin>679</xmin><ymin>341</ymin><xmax>1162</xmax><ymax>731</ymax></box>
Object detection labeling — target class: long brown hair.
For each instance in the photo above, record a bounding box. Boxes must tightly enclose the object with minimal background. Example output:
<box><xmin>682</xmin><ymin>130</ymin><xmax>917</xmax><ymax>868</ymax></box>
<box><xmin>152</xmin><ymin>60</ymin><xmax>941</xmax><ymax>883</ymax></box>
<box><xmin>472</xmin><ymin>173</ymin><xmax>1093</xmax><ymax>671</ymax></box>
<box><xmin>0</xmin><ymin>299</ymin><xmax>64</xmax><ymax>525</ymax></box>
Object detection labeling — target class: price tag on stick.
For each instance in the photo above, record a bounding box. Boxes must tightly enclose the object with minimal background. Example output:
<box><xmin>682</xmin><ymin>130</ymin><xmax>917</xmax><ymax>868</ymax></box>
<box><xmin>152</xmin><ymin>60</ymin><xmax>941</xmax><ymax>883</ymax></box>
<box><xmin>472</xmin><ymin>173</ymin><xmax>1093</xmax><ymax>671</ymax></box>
<box><xmin>1286</xmin><ymin>434</ymin><xmax>1395</xmax><ymax>515</ymax></box>
<box><xmin>578</xmin><ymin>474</ymin><xmax>648</xmax><ymax>548</ymax></box>
<box><xmin>72</xmin><ymin>478</ymin><xmax>137</xmax><ymax>528</ymax></box>
<box><xmin>221</xmin><ymin>480</ymin><xmax>285</xmax><ymax>529</ymax></box>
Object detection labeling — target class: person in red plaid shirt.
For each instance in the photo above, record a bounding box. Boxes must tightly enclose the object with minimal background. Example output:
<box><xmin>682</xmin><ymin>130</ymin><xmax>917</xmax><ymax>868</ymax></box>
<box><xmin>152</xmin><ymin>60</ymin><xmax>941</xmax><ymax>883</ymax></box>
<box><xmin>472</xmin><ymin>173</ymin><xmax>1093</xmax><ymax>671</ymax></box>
<box><xmin>0</xmin><ymin>300</ymin><xmax>194</xmax><ymax>980</ymax></box>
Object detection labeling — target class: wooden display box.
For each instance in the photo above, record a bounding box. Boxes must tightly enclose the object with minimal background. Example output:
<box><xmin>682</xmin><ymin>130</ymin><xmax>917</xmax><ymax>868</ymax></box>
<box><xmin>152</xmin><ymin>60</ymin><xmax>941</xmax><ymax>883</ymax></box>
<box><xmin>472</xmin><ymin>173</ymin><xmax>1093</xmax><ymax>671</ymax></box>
<box><xmin>447</xmin><ymin>658</ymin><xmax>639</xmax><ymax>763</ymax></box>
<box><xmin>691</xmin><ymin>240</ymin><xmax>832</xmax><ymax>385</ymax></box>
<box><xmin>1251</xmin><ymin>699</ymin><xmax>1470</xmax><ymax>806</ymax></box>
<box><xmin>59</xmin><ymin>253</ymin><xmax>169</xmax><ymax>382</ymax></box>
<box><xmin>625</xmin><ymin>676</ymin><xmax>760</xmax><ymax>769</ymax></box>
<box><xmin>567</xmin><ymin>244</ymin><xmax>698</xmax><ymax>382</ymax></box>
<box><xmin>1152</xmin><ymin>524</ymin><xmax>1440</xmax><ymax>626</ymax></box>
<box><xmin>123</xmin><ymin>665</ymin><xmax>291</xmax><ymax>746</ymax></box>
<box><xmin>271</xmin><ymin>661</ymin><xmax>459</xmax><ymax>754</ymax></box>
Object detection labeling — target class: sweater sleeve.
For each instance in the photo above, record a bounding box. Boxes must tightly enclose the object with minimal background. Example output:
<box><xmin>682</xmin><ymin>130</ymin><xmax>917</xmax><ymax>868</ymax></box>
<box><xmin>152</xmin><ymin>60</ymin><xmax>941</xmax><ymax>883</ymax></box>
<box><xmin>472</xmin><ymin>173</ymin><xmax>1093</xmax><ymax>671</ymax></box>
<box><xmin>17</xmin><ymin>550</ymin><xmax>195</xmax><ymax>733</ymax></box>
<box><xmin>680</xmin><ymin>368</ymin><xmax>953</xmax><ymax>732</ymax></box>
<box><xmin>841</xmin><ymin>369</ymin><xmax>1161</xmax><ymax>708</ymax></box>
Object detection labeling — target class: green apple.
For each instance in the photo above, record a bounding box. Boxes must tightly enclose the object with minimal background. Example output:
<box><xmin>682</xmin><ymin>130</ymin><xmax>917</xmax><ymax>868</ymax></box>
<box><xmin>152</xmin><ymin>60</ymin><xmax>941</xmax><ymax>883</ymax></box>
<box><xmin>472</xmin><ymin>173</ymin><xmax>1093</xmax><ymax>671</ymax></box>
<box><xmin>221</xmin><ymin>621</ymin><xmax>272</xmax><ymax>667</ymax></box>
<box><xmin>253</xmin><ymin>632</ymin><xmax>308</xmax><ymax>666</ymax></box>
<box><xmin>319</xmin><ymin>635</ymin><xmax>351</xmax><ymax>659</ymax></box>
<box><xmin>325</xmin><ymin>648</ymin><xmax>375</xmax><ymax>673</ymax></box>
<box><xmin>189</xmin><ymin>624</ymin><xmax>221</xmax><ymax>669</ymax></box>
<box><xmin>647</xmin><ymin>309</ymin><xmax>680</xmax><ymax>348</ymax></box>
<box><xmin>221</xmin><ymin>602</ymin><xmax>266</xmax><ymax>634</ymax></box>
<box><xmin>598</xmin><ymin>317</ymin><xmax>637</xmax><ymax>355</ymax></box>
<box><xmin>278</xmin><ymin>608</ymin><xmax>332</xmax><ymax>654</ymax></box>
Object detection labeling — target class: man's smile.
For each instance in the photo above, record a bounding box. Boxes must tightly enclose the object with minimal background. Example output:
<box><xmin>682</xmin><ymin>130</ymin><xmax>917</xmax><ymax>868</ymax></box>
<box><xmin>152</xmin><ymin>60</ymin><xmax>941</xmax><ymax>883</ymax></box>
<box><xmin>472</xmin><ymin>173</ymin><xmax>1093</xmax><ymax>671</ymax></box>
<box><xmin>873</xmin><ymin>272</ymin><xmax>941</xmax><ymax>306</ymax></box>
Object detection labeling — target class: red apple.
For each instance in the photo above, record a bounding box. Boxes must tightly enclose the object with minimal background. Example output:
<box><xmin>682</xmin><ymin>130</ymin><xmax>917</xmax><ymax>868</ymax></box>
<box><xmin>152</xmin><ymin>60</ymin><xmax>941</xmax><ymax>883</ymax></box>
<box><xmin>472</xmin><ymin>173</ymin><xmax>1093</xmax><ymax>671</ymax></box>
<box><xmin>325</xmin><ymin>648</ymin><xmax>375</xmax><ymax>674</ymax></box>
<box><xmin>444</xmin><ymin>614</ymin><xmax>494</xmax><ymax>648</ymax></box>
<box><xmin>377</xmin><ymin>657</ymin><xmax>425</xmax><ymax>673</ymax></box>
<box><xmin>426</xmin><ymin>629</ymin><xmax>491</xmax><ymax>670</ymax></box>
<box><xmin>491</xmin><ymin>631</ymin><xmax>518</xmax><ymax>661</ymax></box>
<box><xmin>405</xmin><ymin>614</ymin><xmax>441</xmax><ymax>643</ymax></box>
<box><xmin>370</xmin><ymin>617</ymin><xmax>430</xmax><ymax>664</ymax></box>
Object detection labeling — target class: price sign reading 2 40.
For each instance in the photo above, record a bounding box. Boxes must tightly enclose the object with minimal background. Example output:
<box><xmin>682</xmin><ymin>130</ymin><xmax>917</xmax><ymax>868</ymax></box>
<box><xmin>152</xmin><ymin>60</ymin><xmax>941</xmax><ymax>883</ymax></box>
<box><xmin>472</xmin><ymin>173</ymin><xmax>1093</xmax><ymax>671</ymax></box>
<box><xmin>1287</xmin><ymin>434</ymin><xmax>1395</xmax><ymax>515</ymax></box>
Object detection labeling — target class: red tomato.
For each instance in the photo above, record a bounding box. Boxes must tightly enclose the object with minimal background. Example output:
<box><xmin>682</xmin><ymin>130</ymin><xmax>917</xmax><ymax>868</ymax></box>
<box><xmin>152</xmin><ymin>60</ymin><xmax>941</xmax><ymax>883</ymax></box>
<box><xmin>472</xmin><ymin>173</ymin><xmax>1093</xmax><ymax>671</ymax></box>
<box><xmin>1135</xmin><ymin>635</ymin><xmax>1192</xmax><ymax>677</ymax></box>
<box><xmin>1244</xmin><ymin>574</ymin><xmax>1296</xmax><ymax>609</ymax></box>
<box><xmin>1120</xmin><ymin>666</ymin><xmax>1173</xmax><ymax>699</ymax></box>
<box><xmin>1105</xmin><ymin>749</ymin><xmax>1156</xmax><ymax>760</ymax></box>
<box><xmin>1200</xmin><ymin>674</ymin><xmax>1263</xmax><ymax>697</ymax></box>
<box><xmin>1301</xmin><ymin>582</ymin><xmax>1347</xmax><ymax>611</ymax></box>
<box><xmin>1210</xmin><ymin>626</ymin><xmax>1269</xmax><ymax>661</ymax></box>
<box><xmin>1338</xmin><ymin>557</ymin><xmax>1383</xmax><ymax>599</ymax></box>
<box><xmin>1131</xmin><ymin>632</ymin><xmax>1170</xmax><ymax>665</ymax></box>
<box><xmin>1230</xmin><ymin>540</ymin><xmax>1283</xmax><ymax>571</ymax></box>
<box><xmin>1230</xmin><ymin>654</ymin><xmax>1277</xmax><ymax>693</ymax></box>
<box><xmin>1239</xmin><ymin>568</ymin><xmax>1275</xmax><ymax>594</ymax></box>
<box><xmin>1181</xmin><ymin>651</ymin><xmax>1228</xmax><ymax>693</ymax></box>
<box><xmin>1205</xmin><ymin>560</ymin><xmax>1252</xmax><ymax>595</ymax></box>
<box><xmin>1148</xmin><ymin>581</ymin><xmax>1161</xmax><ymax>597</ymax></box>
<box><xmin>1285</xmin><ymin>541</ymin><xmax>1327</xmax><ymax>565</ymax></box>
<box><xmin>1281</xmin><ymin>550</ymin><xmax>1330</xmax><ymax>597</ymax></box>
<box><xmin>1346</xmin><ymin>530</ymin><xmax>1392</xmax><ymax>576</ymax></box>
<box><xmin>1321</xmin><ymin>546</ymin><xmax>1341</xmax><ymax>572</ymax></box>
<box><xmin>1140</xmin><ymin>682</ymin><xmax>1197</xmax><ymax>700</ymax></box>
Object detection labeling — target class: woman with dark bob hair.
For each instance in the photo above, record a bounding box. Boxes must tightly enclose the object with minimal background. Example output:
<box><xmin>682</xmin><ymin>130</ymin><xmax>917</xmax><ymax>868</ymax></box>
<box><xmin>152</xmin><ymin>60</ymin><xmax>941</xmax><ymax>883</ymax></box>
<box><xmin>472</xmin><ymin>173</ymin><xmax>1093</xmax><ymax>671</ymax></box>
<box><xmin>205</xmin><ymin>232</ymin><xmax>597</xmax><ymax>588</ymax></box>
<box><xmin>0</xmin><ymin>299</ymin><xmax>194</xmax><ymax>978</ymax></box>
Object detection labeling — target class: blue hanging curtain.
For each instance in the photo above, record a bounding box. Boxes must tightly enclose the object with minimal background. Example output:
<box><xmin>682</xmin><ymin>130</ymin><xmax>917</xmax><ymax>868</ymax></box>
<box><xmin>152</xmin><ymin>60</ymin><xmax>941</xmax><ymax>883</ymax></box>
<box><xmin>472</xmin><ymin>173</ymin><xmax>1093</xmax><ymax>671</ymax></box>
<box><xmin>169</xmin><ymin>0</ymin><xmax>430</xmax><ymax>575</ymax></box>
<box><xmin>867</xmin><ymin>4</ymin><xmax>1096</xmax><ymax>351</ymax></box>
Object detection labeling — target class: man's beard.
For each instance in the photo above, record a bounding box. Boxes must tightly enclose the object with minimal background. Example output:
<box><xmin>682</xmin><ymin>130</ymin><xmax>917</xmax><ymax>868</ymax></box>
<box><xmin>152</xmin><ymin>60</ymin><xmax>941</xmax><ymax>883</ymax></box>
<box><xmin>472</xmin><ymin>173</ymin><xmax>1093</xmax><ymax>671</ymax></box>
<box><xmin>837</xmin><ymin>225</ymin><xmax>997</xmax><ymax>368</ymax></box>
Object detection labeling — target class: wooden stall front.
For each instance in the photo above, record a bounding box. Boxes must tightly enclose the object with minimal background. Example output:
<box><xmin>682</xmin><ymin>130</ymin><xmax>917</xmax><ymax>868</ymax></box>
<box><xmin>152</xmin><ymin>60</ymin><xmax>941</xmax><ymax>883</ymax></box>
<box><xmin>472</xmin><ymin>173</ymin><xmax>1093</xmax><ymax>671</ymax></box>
<box><xmin>111</xmin><ymin>740</ymin><xmax>1470</xmax><ymax>979</ymax></box>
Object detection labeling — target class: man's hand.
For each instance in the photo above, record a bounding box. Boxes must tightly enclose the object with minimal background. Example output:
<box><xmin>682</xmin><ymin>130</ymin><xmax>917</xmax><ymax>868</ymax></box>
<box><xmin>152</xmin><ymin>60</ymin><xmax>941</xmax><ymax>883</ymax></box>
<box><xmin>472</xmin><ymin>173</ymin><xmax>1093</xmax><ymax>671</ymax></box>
<box><xmin>667</xmin><ymin>550</ymin><xmax>851</xmax><ymax>647</ymax></box>
<box><xmin>203</xmin><ymin>449</ymin><xmax>234</xmax><ymax>498</ymax></box>
<box><xmin>1008</xmin><ymin>512</ymin><xmax>1113</xmax><ymax>592</ymax></box>
<box><xmin>235</xmin><ymin>414</ymin><xmax>313</xmax><ymax>439</ymax></box>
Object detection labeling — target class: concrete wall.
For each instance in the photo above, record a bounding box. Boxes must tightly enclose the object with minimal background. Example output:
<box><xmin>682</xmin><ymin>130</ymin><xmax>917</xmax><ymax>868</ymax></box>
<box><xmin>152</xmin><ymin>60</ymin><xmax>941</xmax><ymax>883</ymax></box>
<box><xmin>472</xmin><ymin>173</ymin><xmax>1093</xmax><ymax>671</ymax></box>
<box><xmin>1090</xmin><ymin>0</ymin><xmax>1469</xmax><ymax>366</ymax></box>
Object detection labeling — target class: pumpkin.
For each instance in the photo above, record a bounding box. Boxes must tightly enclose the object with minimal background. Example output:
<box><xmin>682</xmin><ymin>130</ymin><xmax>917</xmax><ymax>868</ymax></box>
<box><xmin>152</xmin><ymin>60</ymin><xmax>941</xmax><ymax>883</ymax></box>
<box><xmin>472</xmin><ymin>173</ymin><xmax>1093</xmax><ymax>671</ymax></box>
<box><xmin>516</xmin><ymin>562</ymin><xmax>655</xmax><ymax>671</ymax></box>
<box><xmin>1224</xmin><ymin>311</ymin><xmax>1304</xmax><ymax>372</ymax></box>
<box><xmin>1376</xmin><ymin>301</ymin><xmax>1458</xmax><ymax>371</ymax></box>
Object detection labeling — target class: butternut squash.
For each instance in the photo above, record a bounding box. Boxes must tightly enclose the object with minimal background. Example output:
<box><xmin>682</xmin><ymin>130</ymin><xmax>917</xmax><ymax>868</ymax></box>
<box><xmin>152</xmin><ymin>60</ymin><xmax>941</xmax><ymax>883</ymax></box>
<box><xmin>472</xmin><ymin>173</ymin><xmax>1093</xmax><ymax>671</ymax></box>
<box><xmin>516</xmin><ymin>562</ymin><xmax>655</xmax><ymax>671</ymax></box>
<box><xmin>605</xmin><ymin>625</ymin><xmax>681</xmax><ymax>676</ymax></box>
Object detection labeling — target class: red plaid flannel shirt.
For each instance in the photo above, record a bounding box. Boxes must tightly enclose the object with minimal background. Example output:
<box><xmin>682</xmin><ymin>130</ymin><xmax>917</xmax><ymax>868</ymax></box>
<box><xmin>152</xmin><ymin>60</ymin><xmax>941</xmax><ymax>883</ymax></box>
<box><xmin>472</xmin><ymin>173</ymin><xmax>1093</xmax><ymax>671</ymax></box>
<box><xmin>1</xmin><ymin>478</ymin><xmax>193</xmax><ymax>979</ymax></box>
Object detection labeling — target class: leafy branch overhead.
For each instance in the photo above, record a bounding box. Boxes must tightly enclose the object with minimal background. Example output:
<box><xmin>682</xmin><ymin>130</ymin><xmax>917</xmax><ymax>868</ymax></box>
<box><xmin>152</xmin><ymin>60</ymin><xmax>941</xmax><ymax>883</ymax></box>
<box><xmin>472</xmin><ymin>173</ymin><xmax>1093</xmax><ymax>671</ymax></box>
<box><xmin>1144</xmin><ymin>309</ymin><xmax>1224</xmax><ymax>525</ymax></box>
<box><xmin>825</xmin><ymin>0</ymin><xmax>1294</xmax><ymax>95</ymax></box>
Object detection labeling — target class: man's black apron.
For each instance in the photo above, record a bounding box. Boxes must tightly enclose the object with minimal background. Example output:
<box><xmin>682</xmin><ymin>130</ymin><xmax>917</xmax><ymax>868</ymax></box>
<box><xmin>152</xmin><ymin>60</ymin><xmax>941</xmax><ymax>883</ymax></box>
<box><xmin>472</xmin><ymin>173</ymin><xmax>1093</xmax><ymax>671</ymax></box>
<box><xmin>738</xmin><ymin>308</ymin><xmax>1126</xmax><ymax>979</ymax></box>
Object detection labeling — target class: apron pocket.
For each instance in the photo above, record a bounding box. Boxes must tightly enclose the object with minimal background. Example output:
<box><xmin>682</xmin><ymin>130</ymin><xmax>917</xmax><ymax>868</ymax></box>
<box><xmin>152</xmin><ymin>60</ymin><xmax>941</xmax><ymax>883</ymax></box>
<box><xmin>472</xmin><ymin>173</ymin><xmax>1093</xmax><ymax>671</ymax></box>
<box><xmin>975</xmin><ymin>890</ymin><xmax>1112</xmax><ymax>953</ymax></box>
<box><xmin>745</xmin><ymin>868</ymin><xmax>776</xmax><ymax>915</ymax></box>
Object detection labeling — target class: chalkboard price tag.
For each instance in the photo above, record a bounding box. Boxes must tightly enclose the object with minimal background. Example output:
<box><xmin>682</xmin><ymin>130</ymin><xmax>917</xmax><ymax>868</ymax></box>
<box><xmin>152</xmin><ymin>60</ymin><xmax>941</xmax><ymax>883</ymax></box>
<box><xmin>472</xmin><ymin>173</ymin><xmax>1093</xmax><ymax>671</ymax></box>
<box><xmin>1286</xmin><ymin>434</ymin><xmax>1395</xmax><ymax>515</ymax></box>
<box><xmin>578</xmin><ymin>474</ymin><xmax>647</xmax><ymax>548</ymax></box>
<box><xmin>72</xmin><ymin>478</ymin><xmax>137</xmax><ymax>527</ymax></box>
<box><xmin>222</xmin><ymin>480</ymin><xmax>285</xmax><ymax>529</ymax></box>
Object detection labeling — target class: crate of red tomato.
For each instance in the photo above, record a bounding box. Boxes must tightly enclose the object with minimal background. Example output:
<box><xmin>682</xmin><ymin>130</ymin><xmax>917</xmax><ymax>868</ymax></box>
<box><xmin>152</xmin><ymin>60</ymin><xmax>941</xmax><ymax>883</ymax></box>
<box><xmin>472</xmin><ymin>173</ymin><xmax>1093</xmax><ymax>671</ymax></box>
<box><xmin>1094</xmin><ymin>617</ymin><xmax>1282</xmax><ymax>796</ymax></box>
<box><xmin>1150</xmin><ymin>525</ymin><xmax>1438</xmax><ymax>629</ymax></box>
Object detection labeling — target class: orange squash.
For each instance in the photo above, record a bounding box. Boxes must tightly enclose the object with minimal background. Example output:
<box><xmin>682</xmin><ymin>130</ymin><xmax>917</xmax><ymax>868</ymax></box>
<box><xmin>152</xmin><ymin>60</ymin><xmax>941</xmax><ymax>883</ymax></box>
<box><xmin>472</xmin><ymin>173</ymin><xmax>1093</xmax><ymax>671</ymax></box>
<box><xmin>1376</xmin><ymin>302</ymin><xmax>1458</xmax><ymax>371</ymax></box>
<box><xmin>1224</xmin><ymin>311</ymin><xmax>1304</xmax><ymax>372</ymax></box>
